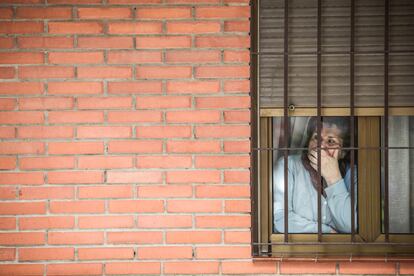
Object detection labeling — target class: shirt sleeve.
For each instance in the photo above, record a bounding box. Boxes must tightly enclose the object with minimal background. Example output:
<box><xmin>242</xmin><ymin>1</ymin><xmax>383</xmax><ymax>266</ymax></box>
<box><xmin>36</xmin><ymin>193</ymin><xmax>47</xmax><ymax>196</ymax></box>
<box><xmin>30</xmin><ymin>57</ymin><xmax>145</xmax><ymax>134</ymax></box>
<box><xmin>324</xmin><ymin>166</ymin><xmax>358</xmax><ymax>233</ymax></box>
<box><xmin>273</xmin><ymin>157</ymin><xmax>334</xmax><ymax>233</ymax></box>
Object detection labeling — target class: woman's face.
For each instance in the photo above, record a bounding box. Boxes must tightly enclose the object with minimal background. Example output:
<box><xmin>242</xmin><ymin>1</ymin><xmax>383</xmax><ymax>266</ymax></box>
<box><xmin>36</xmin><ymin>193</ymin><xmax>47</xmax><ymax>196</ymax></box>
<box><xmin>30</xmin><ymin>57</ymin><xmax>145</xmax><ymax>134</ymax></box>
<box><xmin>308</xmin><ymin>124</ymin><xmax>344</xmax><ymax>158</ymax></box>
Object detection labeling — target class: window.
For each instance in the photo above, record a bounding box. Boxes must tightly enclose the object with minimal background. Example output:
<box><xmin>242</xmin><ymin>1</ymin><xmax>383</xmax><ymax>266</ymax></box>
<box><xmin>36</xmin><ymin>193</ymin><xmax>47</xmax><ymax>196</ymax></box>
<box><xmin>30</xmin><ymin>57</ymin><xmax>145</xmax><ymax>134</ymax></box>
<box><xmin>251</xmin><ymin>0</ymin><xmax>414</xmax><ymax>257</ymax></box>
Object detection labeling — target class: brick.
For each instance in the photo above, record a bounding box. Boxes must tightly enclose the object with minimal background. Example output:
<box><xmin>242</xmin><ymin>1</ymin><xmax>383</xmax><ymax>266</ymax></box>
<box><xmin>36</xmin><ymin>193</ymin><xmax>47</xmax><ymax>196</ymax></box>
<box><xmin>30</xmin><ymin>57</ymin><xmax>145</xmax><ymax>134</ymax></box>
<box><xmin>225</xmin><ymin>199</ymin><xmax>251</xmax><ymax>212</ymax></box>
<box><xmin>339</xmin><ymin>262</ymin><xmax>396</xmax><ymax>275</ymax></box>
<box><xmin>137</xmin><ymin>126</ymin><xmax>191</xmax><ymax>138</ymax></box>
<box><xmin>167</xmin><ymin>81</ymin><xmax>220</xmax><ymax>94</ymax></box>
<box><xmin>168</xmin><ymin>200</ymin><xmax>222</xmax><ymax>213</ymax></box>
<box><xmin>224</xmin><ymin>110</ymin><xmax>250</xmax><ymax>123</ymax></box>
<box><xmin>224</xmin><ymin>140</ymin><xmax>250</xmax><ymax>153</ymax></box>
<box><xmin>108</xmin><ymin>140</ymin><xmax>162</xmax><ymax>153</ymax></box>
<box><xmin>109</xmin><ymin>200</ymin><xmax>164</xmax><ymax>213</ymax></box>
<box><xmin>48</xmin><ymin>232</ymin><xmax>104</xmax><ymax>245</ymax></box>
<box><xmin>19</xmin><ymin>187</ymin><xmax>74</xmax><ymax>200</ymax></box>
<box><xmin>0</xmin><ymin>142</ymin><xmax>45</xmax><ymax>154</ymax></box>
<box><xmin>48</xmin><ymin>171</ymin><xmax>103</xmax><ymax>184</ymax></box>
<box><xmin>50</xmin><ymin>201</ymin><xmax>105</xmax><ymax>214</ymax></box>
<box><xmin>167</xmin><ymin>110</ymin><xmax>220</xmax><ymax>123</ymax></box>
<box><xmin>19</xmin><ymin>97</ymin><xmax>74</xmax><ymax>110</ymax></box>
<box><xmin>48</xmin><ymin>142</ymin><xmax>103</xmax><ymax>155</ymax></box>
<box><xmin>167</xmin><ymin>21</ymin><xmax>221</xmax><ymax>34</ymax></box>
<box><xmin>49</xmin><ymin>22</ymin><xmax>103</xmax><ymax>34</ymax></box>
<box><xmin>222</xmin><ymin>261</ymin><xmax>277</xmax><ymax>274</ymax></box>
<box><xmin>136</xmin><ymin>36</ymin><xmax>191</xmax><ymax>49</ymax></box>
<box><xmin>108</xmin><ymin>51</ymin><xmax>162</xmax><ymax>64</ymax></box>
<box><xmin>0</xmin><ymin>98</ymin><xmax>16</xmax><ymax>110</ymax></box>
<box><xmin>0</xmin><ymin>82</ymin><xmax>43</xmax><ymax>95</ymax></box>
<box><xmin>197</xmin><ymin>6</ymin><xmax>250</xmax><ymax>18</ymax></box>
<box><xmin>224</xmin><ymin>170</ymin><xmax>250</xmax><ymax>183</ymax></box>
<box><xmin>0</xmin><ymin>128</ymin><xmax>17</xmax><ymax>139</ymax></box>
<box><xmin>0</xmin><ymin>187</ymin><xmax>16</xmax><ymax>200</ymax></box>
<box><xmin>167</xmin><ymin>170</ymin><xmax>220</xmax><ymax>184</ymax></box>
<box><xmin>79</xmin><ymin>216</ymin><xmax>134</xmax><ymax>229</ymax></box>
<box><xmin>137</xmin><ymin>66</ymin><xmax>191</xmax><ymax>79</ymax></box>
<box><xmin>166</xmin><ymin>50</ymin><xmax>221</xmax><ymax>63</ymax></box>
<box><xmin>0</xmin><ymin>37</ymin><xmax>13</xmax><ymax>48</ymax></box>
<box><xmin>0</xmin><ymin>111</ymin><xmax>43</xmax><ymax>124</ymax></box>
<box><xmin>78</xmin><ymin>66</ymin><xmax>132</xmax><ymax>79</ymax></box>
<box><xmin>78</xmin><ymin>37</ymin><xmax>133</xmax><ymax>49</ymax></box>
<box><xmin>224</xmin><ymin>50</ymin><xmax>250</xmax><ymax>63</ymax></box>
<box><xmin>49</xmin><ymin>52</ymin><xmax>104</xmax><ymax>64</ymax></box>
<box><xmin>400</xmin><ymin>263</ymin><xmax>414</xmax><ymax>275</ymax></box>
<box><xmin>224</xmin><ymin>79</ymin><xmax>250</xmax><ymax>93</ymax></box>
<box><xmin>107</xmin><ymin>231</ymin><xmax>163</xmax><ymax>244</ymax></box>
<box><xmin>196</xmin><ymin>125</ymin><xmax>250</xmax><ymax>138</ymax></box>
<box><xmin>0</xmin><ymin>217</ymin><xmax>16</xmax><ymax>230</ymax></box>
<box><xmin>196</xmin><ymin>246</ymin><xmax>251</xmax><ymax>259</ymax></box>
<box><xmin>0</xmin><ymin>22</ymin><xmax>43</xmax><ymax>34</ymax></box>
<box><xmin>19</xmin><ymin>66</ymin><xmax>74</xmax><ymax>79</ymax></box>
<box><xmin>196</xmin><ymin>185</ymin><xmax>250</xmax><ymax>198</ymax></box>
<box><xmin>49</xmin><ymin>0</ymin><xmax>101</xmax><ymax>3</ymax></box>
<box><xmin>224</xmin><ymin>231</ymin><xmax>251</xmax><ymax>243</ymax></box>
<box><xmin>0</xmin><ymin>8</ymin><xmax>13</xmax><ymax>19</ymax></box>
<box><xmin>108</xmin><ymin>22</ymin><xmax>162</xmax><ymax>34</ymax></box>
<box><xmin>0</xmin><ymin>52</ymin><xmax>44</xmax><ymax>65</ymax></box>
<box><xmin>77</xmin><ymin>126</ymin><xmax>132</xmax><ymax>138</ymax></box>
<box><xmin>138</xmin><ymin>215</ymin><xmax>192</xmax><ymax>228</ymax></box>
<box><xmin>79</xmin><ymin>156</ymin><xmax>133</xmax><ymax>169</ymax></box>
<box><xmin>109</xmin><ymin>0</ymin><xmax>161</xmax><ymax>2</ymax></box>
<box><xmin>196</xmin><ymin>66</ymin><xmax>250</xmax><ymax>78</ymax></box>
<box><xmin>225</xmin><ymin>21</ymin><xmax>250</xmax><ymax>32</ymax></box>
<box><xmin>78</xmin><ymin>7</ymin><xmax>132</xmax><ymax>19</ymax></box>
<box><xmin>0</xmin><ymin>67</ymin><xmax>15</xmax><ymax>79</ymax></box>
<box><xmin>196</xmin><ymin>215</ymin><xmax>250</xmax><ymax>228</ymax></box>
<box><xmin>47</xmin><ymin>264</ymin><xmax>102</xmax><ymax>276</ymax></box>
<box><xmin>0</xmin><ymin>264</ymin><xmax>44</xmax><ymax>276</ymax></box>
<box><xmin>108</xmin><ymin>81</ymin><xmax>162</xmax><ymax>94</ymax></box>
<box><xmin>0</xmin><ymin>157</ymin><xmax>16</xmax><ymax>169</ymax></box>
<box><xmin>0</xmin><ymin>232</ymin><xmax>44</xmax><ymax>245</ymax></box>
<box><xmin>48</xmin><ymin>82</ymin><xmax>102</xmax><ymax>95</ymax></box>
<box><xmin>136</xmin><ymin>96</ymin><xmax>191</xmax><ymax>109</ymax></box>
<box><xmin>18</xmin><ymin>126</ymin><xmax>74</xmax><ymax>139</ymax></box>
<box><xmin>79</xmin><ymin>248</ymin><xmax>134</xmax><ymax>260</ymax></box>
<box><xmin>20</xmin><ymin>156</ymin><xmax>75</xmax><ymax>170</ymax></box>
<box><xmin>164</xmin><ymin>262</ymin><xmax>219</xmax><ymax>275</ymax></box>
<box><xmin>138</xmin><ymin>246</ymin><xmax>192</xmax><ymax>259</ymax></box>
<box><xmin>167</xmin><ymin>0</ymin><xmax>219</xmax><ymax>2</ymax></box>
<box><xmin>49</xmin><ymin>111</ymin><xmax>104</xmax><ymax>123</ymax></box>
<box><xmin>106</xmin><ymin>262</ymin><xmax>160</xmax><ymax>275</ymax></box>
<box><xmin>167</xmin><ymin>140</ymin><xmax>220</xmax><ymax>153</ymax></box>
<box><xmin>107</xmin><ymin>111</ymin><xmax>162</xmax><ymax>123</ymax></box>
<box><xmin>0</xmin><ymin>202</ymin><xmax>45</xmax><ymax>215</ymax></box>
<box><xmin>137</xmin><ymin>7</ymin><xmax>191</xmax><ymax>19</ymax></box>
<box><xmin>0</xmin><ymin>248</ymin><xmax>15</xmax><ymax>261</ymax></box>
<box><xmin>19</xmin><ymin>248</ymin><xmax>74</xmax><ymax>261</ymax></box>
<box><xmin>79</xmin><ymin>185</ymin><xmax>133</xmax><ymax>199</ymax></box>
<box><xmin>196</xmin><ymin>155</ymin><xmax>250</xmax><ymax>168</ymax></box>
<box><xmin>19</xmin><ymin>216</ymin><xmax>74</xmax><ymax>230</ymax></box>
<box><xmin>197</xmin><ymin>96</ymin><xmax>250</xmax><ymax>109</ymax></box>
<box><xmin>281</xmin><ymin>262</ymin><xmax>337</xmax><ymax>274</ymax></box>
<box><xmin>107</xmin><ymin>171</ymin><xmax>162</xmax><ymax>184</ymax></box>
<box><xmin>166</xmin><ymin>231</ymin><xmax>221</xmax><ymax>244</ymax></box>
<box><xmin>137</xmin><ymin>156</ymin><xmax>191</xmax><ymax>169</ymax></box>
<box><xmin>196</xmin><ymin>36</ymin><xmax>250</xmax><ymax>49</ymax></box>
<box><xmin>16</xmin><ymin>7</ymin><xmax>72</xmax><ymax>19</ymax></box>
<box><xmin>78</xmin><ymin>97</ymin><xmax>132</xmax><ymax>109</ymax></box>
<box><xmin>0</xmin><ymin>172</ymin><xmax>43</xmax><ymax>185</ymax></box>
<box><xmin>138</xmin><ymin>185</ymin><xmax>192</xmax><ymax>198</ymax></box>
<box><xmin>18</xmin><ymin>37</ymin><xmax>74</xmax><ymax>49</ymax></box>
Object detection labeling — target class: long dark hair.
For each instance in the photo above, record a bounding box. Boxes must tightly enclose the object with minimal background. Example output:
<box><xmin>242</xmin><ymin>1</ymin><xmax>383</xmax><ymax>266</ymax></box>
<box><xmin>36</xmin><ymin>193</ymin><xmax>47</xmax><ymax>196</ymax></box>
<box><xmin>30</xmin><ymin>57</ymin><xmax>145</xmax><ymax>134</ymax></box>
<box><xmin>301</xmin><ymin>117</ymin><xmax>352</xmax><ymax>195</ymax></box>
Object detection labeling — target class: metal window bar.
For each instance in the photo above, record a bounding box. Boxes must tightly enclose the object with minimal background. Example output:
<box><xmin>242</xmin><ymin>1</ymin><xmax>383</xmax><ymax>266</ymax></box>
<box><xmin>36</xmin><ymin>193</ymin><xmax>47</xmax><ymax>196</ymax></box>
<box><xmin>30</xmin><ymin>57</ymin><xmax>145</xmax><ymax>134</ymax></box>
<box><xmin>283</xmin><ymin>0</ymin><xmax>289</xmax><ymax>243</ymax></box>
<box><xmin>350</xmin><ymin>0</ymin><xmax>356</xmax><ymax>243</ymax></box>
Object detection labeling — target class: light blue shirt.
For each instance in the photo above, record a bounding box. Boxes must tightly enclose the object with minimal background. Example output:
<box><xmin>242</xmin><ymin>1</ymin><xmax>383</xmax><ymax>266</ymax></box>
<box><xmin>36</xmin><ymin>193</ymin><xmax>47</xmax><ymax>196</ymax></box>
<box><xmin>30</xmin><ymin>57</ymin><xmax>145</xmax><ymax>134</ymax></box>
<box><xmin>273</xmin><ymin>155</ymin><xmax>357</xmax><ymax>233</ymax></box>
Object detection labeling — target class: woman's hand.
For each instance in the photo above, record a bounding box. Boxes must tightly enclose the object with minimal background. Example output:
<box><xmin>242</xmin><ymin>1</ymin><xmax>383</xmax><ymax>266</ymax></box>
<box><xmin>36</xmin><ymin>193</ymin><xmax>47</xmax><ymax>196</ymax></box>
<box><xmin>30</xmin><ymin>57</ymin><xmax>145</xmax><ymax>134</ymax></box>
<box><xmin>308</xmin><ymin>149</ymin><xmax>342</xmax><ymax>186</ymax></box>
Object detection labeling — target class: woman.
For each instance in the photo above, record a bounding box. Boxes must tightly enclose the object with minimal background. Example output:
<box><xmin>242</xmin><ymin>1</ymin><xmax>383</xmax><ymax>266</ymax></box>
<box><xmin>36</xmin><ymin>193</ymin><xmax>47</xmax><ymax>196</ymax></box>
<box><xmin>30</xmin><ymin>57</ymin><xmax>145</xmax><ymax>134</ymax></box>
<box><xmin>273</xmin><ymin>117</ymin><xmax>357</xmax><ymax>233</ymax></box>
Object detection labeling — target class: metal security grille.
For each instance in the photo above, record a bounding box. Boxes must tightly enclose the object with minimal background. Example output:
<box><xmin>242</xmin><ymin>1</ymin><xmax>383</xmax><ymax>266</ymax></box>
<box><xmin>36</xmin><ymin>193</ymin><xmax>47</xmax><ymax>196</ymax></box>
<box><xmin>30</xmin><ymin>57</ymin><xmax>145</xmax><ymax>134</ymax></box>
<box><xmin>251</xmin><ymin>0</ymin><xmax>414</xmax><ymax>257</ymax></box>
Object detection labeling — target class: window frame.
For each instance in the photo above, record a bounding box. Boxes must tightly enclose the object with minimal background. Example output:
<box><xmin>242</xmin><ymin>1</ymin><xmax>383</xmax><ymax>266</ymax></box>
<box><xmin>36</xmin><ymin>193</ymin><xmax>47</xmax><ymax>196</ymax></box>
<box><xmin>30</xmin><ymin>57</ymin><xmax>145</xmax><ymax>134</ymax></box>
<box><xmin>250</xmin><ymin>0</ymin><xmax>414</xmax><ymax>257</ymax></box>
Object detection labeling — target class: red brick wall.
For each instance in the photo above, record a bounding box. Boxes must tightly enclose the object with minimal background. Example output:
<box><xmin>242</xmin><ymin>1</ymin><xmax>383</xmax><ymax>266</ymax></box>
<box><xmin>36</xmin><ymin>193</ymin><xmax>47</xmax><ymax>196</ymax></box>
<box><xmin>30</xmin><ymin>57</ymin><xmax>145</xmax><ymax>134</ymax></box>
<box><xmin>0</xmin><ymin>0</ymin><xmax>412</xmax><ymax>275</ymax></box>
